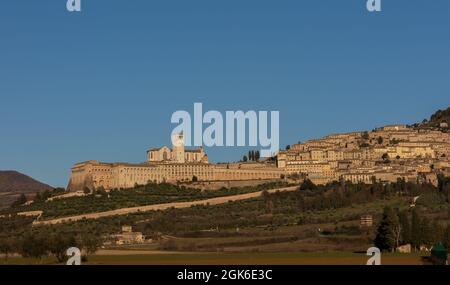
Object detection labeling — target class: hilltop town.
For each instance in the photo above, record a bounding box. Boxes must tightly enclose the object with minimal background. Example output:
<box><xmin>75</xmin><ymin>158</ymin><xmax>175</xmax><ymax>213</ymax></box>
<box><xmin>278</xmin><ymin>124</ymin><xmax>449</xmax><ymax>186</ymax></box>
<box><xmin>2</xmin><ymin>108</ymin><xmax>450</xmax><ymax>265</ymax></box>
<box><xmin>67</xmin><ymin>110</ymin><xmax>450</xmax><ymax>192</ymax></box>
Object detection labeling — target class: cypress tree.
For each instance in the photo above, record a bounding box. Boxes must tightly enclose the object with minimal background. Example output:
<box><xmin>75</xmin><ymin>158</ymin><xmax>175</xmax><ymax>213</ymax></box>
<box><xmin>411</xmin><ymin>209</ymin><xmax>422</xmax><ymax>250</ymax></box>
<box><xmin>431</xmin><ymin>220</ymin><xmax>444</xmax><ymax>245</ymax></box>
<box><xmin>399</xmin><ymin>211</ymin><xmax>411</xmax><ymax>244</ymax></box>
<box><xmin>374</xmin><ymin>207</ymin><xmax>400</xmax><ymax>252</ymax></box>
<box><xmin>420</xmin><ymin>217</ymin><xmax>432</xmax><ymax>248</ymax></box>
<box><xmin>443</xmin><ymin>225</ymin><xmax>450</xmax><ymax>250</ymax></box>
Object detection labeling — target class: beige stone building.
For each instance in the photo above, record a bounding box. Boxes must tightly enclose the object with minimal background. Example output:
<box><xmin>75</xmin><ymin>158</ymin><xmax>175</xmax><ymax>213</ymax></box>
<box><xmin>110</xmin><ymin>226</ymin><xmax>145</xmax><ymax>245</ymax></box>
<box><xmin>68</xmin><ymin>133</ymin><xmax>283</xmax><ymax>191</ymax></box>
<box><xmin>277</xmin><ymin>125</ymin><xmax>449</xmax><ymax>186</ymax></box>
<box><xmin>68</xmin><ymin>160</ymin><xmax>284</xmax><ymax>191</ymax></box>
<box><xmin>147</xmin><ymin>133</ymin><xmax>208</xmax><ymax>164</ymax></box>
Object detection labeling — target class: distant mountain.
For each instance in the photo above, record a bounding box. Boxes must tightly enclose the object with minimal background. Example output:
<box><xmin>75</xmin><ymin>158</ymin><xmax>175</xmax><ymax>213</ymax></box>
<box><xmin>0</xmin><ymin>170</ymin><xmax>53</xmax><ymax>193</ymax></box>
<box><xmin>0</xmin><ymin>171</ymin><xmax>53</xmax><ymax>209</ymax></box>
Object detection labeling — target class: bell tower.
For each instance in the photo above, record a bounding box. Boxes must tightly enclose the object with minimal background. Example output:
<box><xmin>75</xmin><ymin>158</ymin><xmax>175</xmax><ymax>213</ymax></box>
<box><xmin>171</xmin><ymin>132</ymin><xmax>185</xmax><ymax>163</ymax></box>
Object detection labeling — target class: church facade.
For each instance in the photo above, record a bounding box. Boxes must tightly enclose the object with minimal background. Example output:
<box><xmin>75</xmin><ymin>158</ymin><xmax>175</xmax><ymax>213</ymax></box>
<box><xmin>147</xmin><ymin>133</ymin><xmax>208</xmax><ymax>164</ymax></box>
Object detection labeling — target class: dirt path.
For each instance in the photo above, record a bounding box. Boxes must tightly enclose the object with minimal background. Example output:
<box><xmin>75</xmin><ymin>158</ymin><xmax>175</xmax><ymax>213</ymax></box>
<box><xmin>33</xmin><ymin>186</ymin><xmax>298</xmax><ymax>225</ymax></box>
<box><xmin>95</xmin><ymin>249</ymin><xmax>192</xmax><ymax>256</ymax></box>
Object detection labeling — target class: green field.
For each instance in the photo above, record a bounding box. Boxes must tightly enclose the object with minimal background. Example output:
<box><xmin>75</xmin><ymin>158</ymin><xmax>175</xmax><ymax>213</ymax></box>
<box><xmin>0</xmin><ymin>251</ymin><xmax>429</xmax><ymax>265</ymax></box>
<box><xmin>1</xmin><ymin>179</ymin><xmax>449</xmax><ymax>266</ymax></box>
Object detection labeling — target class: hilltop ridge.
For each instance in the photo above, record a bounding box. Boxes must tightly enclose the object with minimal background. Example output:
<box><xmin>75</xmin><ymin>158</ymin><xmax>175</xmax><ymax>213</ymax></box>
<box><xmin>0</xmin><ymin>170</ymin><xmax>53</xmax><ymax>209</ymax></box>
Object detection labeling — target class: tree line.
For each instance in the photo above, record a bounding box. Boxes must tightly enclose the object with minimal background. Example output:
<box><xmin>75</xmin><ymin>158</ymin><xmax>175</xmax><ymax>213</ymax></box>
<box><xmin>374</xmin><ymin>206</ymin><xmax>450</xmax><ymax>252</ymax></box>
<box><xmin>243</xmin><ymin>150</ymin><xmax>260</xmax><ymax>162</ymax></box>
<box><xmin>0</xmin><ymin>229</ymin><xmax>103</xmax><ymax>263</ymax></box>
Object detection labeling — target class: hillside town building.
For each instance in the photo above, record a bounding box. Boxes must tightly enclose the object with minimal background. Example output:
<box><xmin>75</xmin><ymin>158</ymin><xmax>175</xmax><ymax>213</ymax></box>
<box><xmin>277</xmin><ymin>126</ymin><xmax>449</xmax><ymax>185</ymax></box>
<box><xmin>68</xmin><ymin>126</ymin><xmax>449</xmax><ymax>191</ymax></box>
<box><xmin>68</xmin><ymin>133</ymin><xmax>283</xmax><ymax>191</ymax></box>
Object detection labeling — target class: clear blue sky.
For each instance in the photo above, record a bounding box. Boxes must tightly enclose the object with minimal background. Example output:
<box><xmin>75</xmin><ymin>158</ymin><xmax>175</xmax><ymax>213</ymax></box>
<box><xmin>1</xmin><ymin>0</ymin><xmax>449</xmax><ymax>187</ymax></box>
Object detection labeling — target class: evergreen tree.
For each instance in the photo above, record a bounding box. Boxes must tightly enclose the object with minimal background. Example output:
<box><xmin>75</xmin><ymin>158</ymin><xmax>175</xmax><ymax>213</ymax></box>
<box><xmin>420</xmin><ymin>217</ymin><xmax>433</xmax><ymax>248</ymax></box>
<box><xmin>398</xmin><ymin>211</ymin><xmax>411</xmax><ymax>244</ymax></box>
<box><xmin>443</xmin><ymin>225</ymin><xmax>450</xmax><ymax>250</ymax></box>
<box><xmin>249</xmin><ymin>151</ymin><xmax>254</xmax><ymax>161</ymax></box>
<box><xmin>0</xmin><ymin>237</ymin><xmax>14</xmax><ymax>262</ymax></box>
<box><xmin>374</xmin><ymin>207</ymin><xmax>400</xmax><ymax>252</ymax></box>
<box><xmin>411</xmin><ymin>209</ymin><xmax>422</xmax><ymax>250</ymax></box>
<box><xmin>300</xmin><ymin>179</ymin><xmax>317</xmax><ymax>191</ymax></box>
<box><xmin>431</xmin><ymin>220</ymin><xmax>444</xmax><ymax>245</ymax></box>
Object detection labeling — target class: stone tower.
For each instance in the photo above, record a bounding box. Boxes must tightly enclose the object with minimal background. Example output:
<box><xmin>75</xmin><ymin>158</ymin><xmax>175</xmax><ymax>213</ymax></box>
<box><xmin>171</xmin><ymin>132</ymin><xmax>185</xmax><ymax>163</ymax></box>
